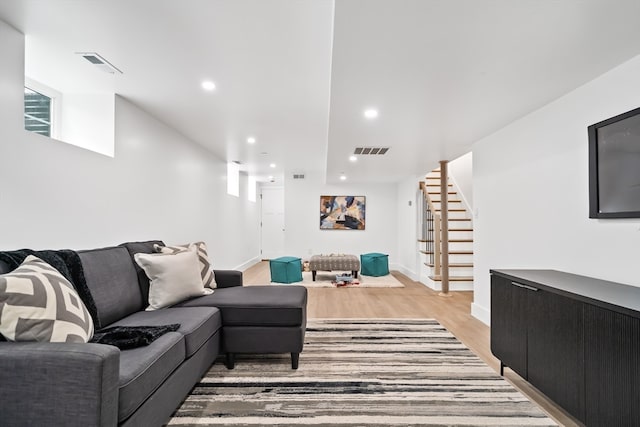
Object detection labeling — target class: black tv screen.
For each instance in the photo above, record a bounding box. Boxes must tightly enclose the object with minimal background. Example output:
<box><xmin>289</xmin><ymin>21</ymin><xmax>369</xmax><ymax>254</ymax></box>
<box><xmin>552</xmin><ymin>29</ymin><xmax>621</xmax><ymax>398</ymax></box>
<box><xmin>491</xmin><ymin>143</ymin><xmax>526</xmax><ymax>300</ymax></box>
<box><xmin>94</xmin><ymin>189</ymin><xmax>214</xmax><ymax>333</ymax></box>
<box><xmin>589</xmin><ymin>106</ymin><xmax>640</xmax><ymax>218</ymax></box>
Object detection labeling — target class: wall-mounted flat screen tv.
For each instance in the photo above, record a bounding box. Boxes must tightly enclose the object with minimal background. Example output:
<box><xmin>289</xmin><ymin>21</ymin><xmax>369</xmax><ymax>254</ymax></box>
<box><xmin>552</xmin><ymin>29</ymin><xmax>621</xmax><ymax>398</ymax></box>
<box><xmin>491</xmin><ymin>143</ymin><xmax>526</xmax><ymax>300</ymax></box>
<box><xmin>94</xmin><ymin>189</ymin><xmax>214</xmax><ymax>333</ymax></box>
<box><xmin>589</xmin><ymin>106</ymin><xmax>640</xmax><ymax>218</ymax></box>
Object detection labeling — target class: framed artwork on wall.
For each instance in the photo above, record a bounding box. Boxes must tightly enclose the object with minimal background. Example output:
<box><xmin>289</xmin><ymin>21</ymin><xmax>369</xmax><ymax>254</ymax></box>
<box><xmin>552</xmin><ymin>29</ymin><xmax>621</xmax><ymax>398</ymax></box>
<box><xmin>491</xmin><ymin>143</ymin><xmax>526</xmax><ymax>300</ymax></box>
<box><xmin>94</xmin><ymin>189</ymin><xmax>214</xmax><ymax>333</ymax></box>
<box><xmin>319</xmin><ymin>195</ymin><xmax>366</xmax><ymax>230</ymax></box>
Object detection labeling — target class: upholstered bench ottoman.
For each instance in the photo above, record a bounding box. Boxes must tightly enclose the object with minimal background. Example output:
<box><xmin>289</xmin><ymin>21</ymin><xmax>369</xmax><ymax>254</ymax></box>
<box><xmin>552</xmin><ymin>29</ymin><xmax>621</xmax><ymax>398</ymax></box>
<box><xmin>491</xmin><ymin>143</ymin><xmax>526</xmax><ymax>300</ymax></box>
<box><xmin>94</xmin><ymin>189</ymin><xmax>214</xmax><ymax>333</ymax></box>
<box><xmin>309</xmin><ymin>254</ymin><xmax>360</xmax><ymax>281</ymax></box>
<box><xmin>176</xmin><ymin>285</ymin><xmax>307</xmax><ymax>369</ymax></box>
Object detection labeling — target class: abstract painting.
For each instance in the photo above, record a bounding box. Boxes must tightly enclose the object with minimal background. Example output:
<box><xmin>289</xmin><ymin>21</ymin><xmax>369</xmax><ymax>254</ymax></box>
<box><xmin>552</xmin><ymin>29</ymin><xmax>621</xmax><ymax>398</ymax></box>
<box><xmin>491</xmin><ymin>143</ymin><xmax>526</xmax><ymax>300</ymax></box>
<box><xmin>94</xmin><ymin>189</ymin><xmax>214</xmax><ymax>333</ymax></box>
<box><xmin>319</xmin><ymin>196</ymin><xmax>366</xmax><ymax>230</ymax></box>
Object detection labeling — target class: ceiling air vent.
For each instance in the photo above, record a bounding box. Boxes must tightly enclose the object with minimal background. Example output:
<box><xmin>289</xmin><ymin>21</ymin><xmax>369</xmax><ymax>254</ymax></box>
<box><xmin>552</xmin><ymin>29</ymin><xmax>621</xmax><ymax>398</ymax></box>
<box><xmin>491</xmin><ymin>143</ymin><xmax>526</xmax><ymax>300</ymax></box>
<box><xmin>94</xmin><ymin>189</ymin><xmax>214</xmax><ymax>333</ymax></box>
<box><xmin>76</xmin><ymin>52</ymin><xmax>123</xmax><ymax>74</ymax></box>
<box><xmin>354</xmin><ymin>147</ymin><xmax>390</xmax><ymax>155</ymax></box>
<box><xmin>292</xmin><ymin>173</ymin><xmax>305</xmax><ymax>180</ymax></box>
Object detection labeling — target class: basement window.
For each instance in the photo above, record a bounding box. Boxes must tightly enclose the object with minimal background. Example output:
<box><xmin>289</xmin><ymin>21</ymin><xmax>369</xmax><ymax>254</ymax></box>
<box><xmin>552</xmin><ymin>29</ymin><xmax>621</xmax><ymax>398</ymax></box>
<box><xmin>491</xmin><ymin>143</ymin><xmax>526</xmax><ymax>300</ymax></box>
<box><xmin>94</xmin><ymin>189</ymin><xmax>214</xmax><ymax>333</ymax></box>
<box><xmin>24</xmin><ymin>86</ymin><xmax>54</xmax><ymax>137</ymax></box>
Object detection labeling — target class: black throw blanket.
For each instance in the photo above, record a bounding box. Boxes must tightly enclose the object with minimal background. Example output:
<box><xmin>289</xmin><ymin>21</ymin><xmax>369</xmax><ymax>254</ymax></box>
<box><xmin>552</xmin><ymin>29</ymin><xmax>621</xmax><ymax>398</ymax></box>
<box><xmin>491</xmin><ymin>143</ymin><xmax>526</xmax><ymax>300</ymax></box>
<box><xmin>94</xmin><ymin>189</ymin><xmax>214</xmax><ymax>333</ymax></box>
<box><xmin>90</xmin><ymin>324</ymin><xmax>181</xmax><ymax>350</ymax></box>
<box><xmin>0</xmin><ymin>249</ymin><xmax>101</xmax><ymax>329</ymax></box>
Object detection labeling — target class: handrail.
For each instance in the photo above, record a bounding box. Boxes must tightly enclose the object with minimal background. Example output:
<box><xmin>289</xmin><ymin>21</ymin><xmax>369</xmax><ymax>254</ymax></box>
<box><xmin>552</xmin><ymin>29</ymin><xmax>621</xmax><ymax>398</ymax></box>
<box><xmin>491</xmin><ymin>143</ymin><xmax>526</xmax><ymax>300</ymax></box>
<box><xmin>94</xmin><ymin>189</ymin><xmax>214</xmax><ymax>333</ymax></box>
<box><xmin>419</xmin><ymin>181</ymin><xmax>441</xmax><ymax>277</ymax></box>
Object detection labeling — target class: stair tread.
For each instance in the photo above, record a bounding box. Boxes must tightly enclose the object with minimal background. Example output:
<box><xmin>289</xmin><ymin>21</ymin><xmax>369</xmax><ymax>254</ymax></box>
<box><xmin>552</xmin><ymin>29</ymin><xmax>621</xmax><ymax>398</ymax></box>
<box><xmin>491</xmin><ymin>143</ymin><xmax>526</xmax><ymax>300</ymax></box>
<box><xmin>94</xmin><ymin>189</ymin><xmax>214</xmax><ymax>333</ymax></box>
<box><xmin>424</xmin><ymin>218</ymin><xmax>471</xmax><ymax>222</ymax></box>
<box><xmin>434</xmin><ymin>209</ymin><xmax>467</xmax><ymax>212</ymax></box>
<box><xmin>428</xmin><ymin>275</ymin><xmax>474</xmax><ymax>282</ymax></box>
<box><xmin>427</xmin><ymin>228</ymin><xmax>474</xmax><ymax>231</ymax></box>
<box><xmin>425</xmin><ymin>262</ymin><xmax>473</xmax><ymax>268</ymax></box>
<box><xmin>420</xmin><ymin>250</ymin><xmax>473</xmax><ymax>255</ymax></box>
<box><xmin>421</xmin><ymin>239</ymin><xmax>473</xmax><ymax>243</ymax></box>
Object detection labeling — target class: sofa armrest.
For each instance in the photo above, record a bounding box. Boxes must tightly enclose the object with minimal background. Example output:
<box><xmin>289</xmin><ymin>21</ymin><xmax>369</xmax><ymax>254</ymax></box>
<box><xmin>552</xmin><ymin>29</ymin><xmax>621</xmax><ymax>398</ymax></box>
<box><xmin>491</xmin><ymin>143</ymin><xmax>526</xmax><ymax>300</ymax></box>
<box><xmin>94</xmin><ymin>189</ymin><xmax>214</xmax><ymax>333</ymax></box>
<box><xmin>214</xmin><ymin>269</ymin><xmax>243</xmax><ymax>288</ymax></box>
<box><xmin>0</xmin><ymin>342</ymin><xmax>120</xmax><ymax>427</ymax></box>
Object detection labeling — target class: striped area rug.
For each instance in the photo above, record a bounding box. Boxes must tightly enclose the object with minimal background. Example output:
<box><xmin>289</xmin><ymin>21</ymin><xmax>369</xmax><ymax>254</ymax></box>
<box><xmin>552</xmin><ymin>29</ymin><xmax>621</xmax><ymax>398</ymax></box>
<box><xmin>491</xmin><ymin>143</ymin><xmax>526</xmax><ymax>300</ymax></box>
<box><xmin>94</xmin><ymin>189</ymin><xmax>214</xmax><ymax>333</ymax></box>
<box><xmin>169</xmin><ymin>319</ymin><xmax>557</xmax><ymax>426</ymax></box>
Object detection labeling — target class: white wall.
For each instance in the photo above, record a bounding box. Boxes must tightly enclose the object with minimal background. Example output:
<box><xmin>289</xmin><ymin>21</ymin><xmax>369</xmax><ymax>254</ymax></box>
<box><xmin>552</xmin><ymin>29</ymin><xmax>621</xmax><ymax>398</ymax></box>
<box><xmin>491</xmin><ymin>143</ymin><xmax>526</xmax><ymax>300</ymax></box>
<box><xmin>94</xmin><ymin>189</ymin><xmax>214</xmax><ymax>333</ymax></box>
<box><xmin>472</xmin><ymin>54</ymin><xmax>640</xmax><ymax>325</ymax></box>
<box><xmin>59</xmin><ymin>92</ymin><xmax>115</xmax><ymax>157</ymax></box>
<box><xmin>0</xmin><ymin>20</ymin><xmax>260</xmax><ymax>270</ymax></box>
<box><xmin>283</xmin><ymin>171</ymin><xmax>398</xmax><ymax>265</ymax></box>
<box><xmin>448</xmin><ymin>151</ymin><xmax>473</xmax><ymax>212</ymax></box>
<box><xmin>395</xmin><ymin>174</ymin><xmax>423</xmax><ymax>280</ymax></box>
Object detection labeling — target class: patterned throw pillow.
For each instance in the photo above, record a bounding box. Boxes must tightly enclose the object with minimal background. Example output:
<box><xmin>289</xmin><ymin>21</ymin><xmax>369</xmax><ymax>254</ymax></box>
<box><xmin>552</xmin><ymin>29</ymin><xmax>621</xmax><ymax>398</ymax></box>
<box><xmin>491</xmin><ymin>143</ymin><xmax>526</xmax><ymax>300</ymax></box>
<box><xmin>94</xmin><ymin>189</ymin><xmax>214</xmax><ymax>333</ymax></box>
<box><xmin>0</xmin><ymin>256</ymin><xmax>94</xmax><ymax>343</ymax></box>
<box><xmin>154</xmin><ymin>241</ymin><xmax>216</xmax><ymax>288</ymax></box>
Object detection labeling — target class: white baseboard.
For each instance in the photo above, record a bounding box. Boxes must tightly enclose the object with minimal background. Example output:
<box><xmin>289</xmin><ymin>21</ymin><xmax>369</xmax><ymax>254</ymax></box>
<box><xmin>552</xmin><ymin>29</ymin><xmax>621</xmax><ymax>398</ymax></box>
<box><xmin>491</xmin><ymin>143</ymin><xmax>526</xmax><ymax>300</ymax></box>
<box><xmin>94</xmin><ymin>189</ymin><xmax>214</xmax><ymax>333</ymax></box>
<box><xmin>234</xmin><ymin>256</ymin><xmax>261</xmax><ymax>272</ymax></box>
<box><xmin>391</xmin><ymin>263</ymin><xmax>418</xmax><ymax>281</ymax></box>
<box><xmin>471</xmin><ymin>302</ymin><xmax>490</xmax><ymax>326</ymax></box>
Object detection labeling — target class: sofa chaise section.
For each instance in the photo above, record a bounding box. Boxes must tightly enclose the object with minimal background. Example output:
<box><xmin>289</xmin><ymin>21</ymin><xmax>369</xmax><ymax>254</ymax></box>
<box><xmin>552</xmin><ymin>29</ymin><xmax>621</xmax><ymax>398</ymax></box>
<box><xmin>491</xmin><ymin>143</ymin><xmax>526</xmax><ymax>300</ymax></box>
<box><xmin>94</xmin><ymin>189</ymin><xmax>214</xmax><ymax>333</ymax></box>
<box><xmin>125</xmin><ymin>241</ymin><xmax>307</xmax><ymax>370</ymax></box>
<box><xmin>176</xmin><ymin>285</ymin><xmax>307</xmax><ymax>369</ymax></box>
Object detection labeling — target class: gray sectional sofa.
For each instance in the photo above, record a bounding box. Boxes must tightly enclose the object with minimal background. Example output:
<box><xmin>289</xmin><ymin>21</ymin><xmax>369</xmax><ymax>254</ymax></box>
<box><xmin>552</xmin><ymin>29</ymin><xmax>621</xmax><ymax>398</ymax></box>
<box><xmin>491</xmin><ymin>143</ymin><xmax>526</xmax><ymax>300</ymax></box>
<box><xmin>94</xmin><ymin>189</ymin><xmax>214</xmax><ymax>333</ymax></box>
<box><xmin>0</xmin><ymin>240</ymin><xmax>307</xmax><ymax>427</ymax></box>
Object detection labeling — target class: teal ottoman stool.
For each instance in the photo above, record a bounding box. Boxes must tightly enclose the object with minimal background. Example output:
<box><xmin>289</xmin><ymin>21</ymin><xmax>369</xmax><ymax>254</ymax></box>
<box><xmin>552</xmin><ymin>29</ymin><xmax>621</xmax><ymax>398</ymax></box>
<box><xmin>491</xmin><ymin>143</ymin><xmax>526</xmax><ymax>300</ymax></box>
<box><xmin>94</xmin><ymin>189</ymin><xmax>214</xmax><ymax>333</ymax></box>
<box><xmin>270</xmin><ymin>256</ymin><xmax>303</xmax><ymax>283</ymax></box>
<box><xmin>360</xmin><ymin>253</ymin><xmax>389</xmax><ymax>277</ymax></box>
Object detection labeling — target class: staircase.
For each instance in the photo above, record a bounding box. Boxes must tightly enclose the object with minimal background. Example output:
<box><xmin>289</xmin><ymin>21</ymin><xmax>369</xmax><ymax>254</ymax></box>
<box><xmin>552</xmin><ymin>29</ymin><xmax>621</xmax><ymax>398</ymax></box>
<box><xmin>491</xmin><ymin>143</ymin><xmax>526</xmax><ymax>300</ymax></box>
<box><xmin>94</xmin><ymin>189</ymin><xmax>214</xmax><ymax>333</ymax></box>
<box><xmin>418</xmin><ymin>168</ymin><xmax>474</xmax><ymax>291</ymax></box>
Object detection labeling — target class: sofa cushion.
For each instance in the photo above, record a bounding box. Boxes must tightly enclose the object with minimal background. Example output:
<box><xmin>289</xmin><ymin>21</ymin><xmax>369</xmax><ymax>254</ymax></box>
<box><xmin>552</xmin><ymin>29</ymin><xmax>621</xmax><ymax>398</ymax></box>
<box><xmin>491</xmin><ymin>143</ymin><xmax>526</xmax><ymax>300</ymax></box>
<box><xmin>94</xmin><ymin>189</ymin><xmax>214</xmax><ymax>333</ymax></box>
<box><xmin>110</xmin><ymin>307</ymin><xmax>221</xmax><ymax>357</ymax></box>
<box><xmin>0</xmin><ymin>255</ymin><xmax>94</xmax><ymax>343</ymax></box>
<box><xmin>79</xmin><ymin>247</ymin><xmax>143</xmax><ymax>326</ymax></box>
<box><xmin>175</xmin><ymin>285</ymin><xmax>307</xmax><ymax>327</ymax></box>
<box><xmin>155</xmin><ymin>241</ymin><xmax>217</xmax><ymax>289</ymax></box>
<box><xmin>134</xmin><ymin>249</ymin><xmax>213</xmax><ymax>310</ymax></box>
<box><xmin>119</xmin><ymin>240</ymin><xmax>165</xmax><ymax>303</ymax></box>
<box><xmin>118</xmin><ymin>331</ymin><xmax>185</xmax><ymax>422</ymax></box>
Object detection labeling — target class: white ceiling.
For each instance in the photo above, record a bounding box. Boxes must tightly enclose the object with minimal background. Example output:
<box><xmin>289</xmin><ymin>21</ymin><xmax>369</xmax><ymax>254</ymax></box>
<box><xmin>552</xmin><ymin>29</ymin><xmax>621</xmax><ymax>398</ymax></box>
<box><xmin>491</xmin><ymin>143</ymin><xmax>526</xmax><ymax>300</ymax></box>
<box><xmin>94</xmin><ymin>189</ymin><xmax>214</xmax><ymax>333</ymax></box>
<box><xmin>2</xmin><ymin>0</ymin><xmax>640</xmax><ymax>184</ymax></box>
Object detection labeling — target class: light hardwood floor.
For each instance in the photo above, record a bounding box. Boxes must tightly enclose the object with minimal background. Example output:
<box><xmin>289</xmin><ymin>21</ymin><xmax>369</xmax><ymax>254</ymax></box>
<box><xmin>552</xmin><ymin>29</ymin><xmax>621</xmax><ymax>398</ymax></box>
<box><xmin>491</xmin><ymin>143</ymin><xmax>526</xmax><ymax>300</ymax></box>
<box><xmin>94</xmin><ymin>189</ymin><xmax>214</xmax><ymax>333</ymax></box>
<box><xmin>244</xmin><ymin>262</ymin><xmax>582</xmax><ymax>427</ymax></box>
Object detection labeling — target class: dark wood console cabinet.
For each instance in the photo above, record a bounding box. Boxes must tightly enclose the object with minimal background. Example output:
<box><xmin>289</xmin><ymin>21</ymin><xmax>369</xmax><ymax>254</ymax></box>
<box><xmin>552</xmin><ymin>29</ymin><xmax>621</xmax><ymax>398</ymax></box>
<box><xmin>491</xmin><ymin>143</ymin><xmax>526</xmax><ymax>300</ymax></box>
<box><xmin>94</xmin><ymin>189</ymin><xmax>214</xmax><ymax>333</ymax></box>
<box><xmin>491</xmin><ymin>269</ymin><xmax>640</xmax><ymax>426</ymax></box>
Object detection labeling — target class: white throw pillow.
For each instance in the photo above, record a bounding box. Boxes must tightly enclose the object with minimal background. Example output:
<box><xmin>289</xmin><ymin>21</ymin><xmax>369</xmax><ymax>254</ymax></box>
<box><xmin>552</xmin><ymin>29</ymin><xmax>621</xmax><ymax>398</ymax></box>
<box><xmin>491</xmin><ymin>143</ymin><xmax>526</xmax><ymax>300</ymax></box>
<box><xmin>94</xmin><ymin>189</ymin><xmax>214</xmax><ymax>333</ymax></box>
<box><xmin>154</xmin><ymin>241</ymin><xmax>216</xmax><ymax>288</ymax></box>
<box><xmin>134</xmin><ymin>248</ymin><xmax>213</xmax><ymax>311</ymax></box>
<box><xmin>0</xmin><ymin>255</ymin><xmax>94</xmax><ymax>342</ymax></box>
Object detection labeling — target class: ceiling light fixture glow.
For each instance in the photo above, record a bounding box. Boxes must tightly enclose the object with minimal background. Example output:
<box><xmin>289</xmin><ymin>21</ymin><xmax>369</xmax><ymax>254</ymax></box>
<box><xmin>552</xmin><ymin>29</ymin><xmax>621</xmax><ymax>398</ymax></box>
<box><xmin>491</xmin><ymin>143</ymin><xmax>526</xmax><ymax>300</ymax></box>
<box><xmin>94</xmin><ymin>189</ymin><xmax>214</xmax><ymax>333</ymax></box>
<box><xmin>340</xmin><ymin>174</ymin><xmax>347</xmax><ymax>181</ymax></box>
<box><xmin>363</xmin><ymin>108</ymin><xmax>379</xmax><ymax>119</ymax></box>
<box><xmin>247</xmin><ymin>137</ymin><xmax>256</xmax><ymax>144</ymax></box>
<box><xmin>349</xmin><ymin>155</ymin><xmax>357</xmax><ymax>162</ymax></box>
<box><xmin>201</xmin><ymin>80</ymin><xmax>216</xmax><ymax>91</ymax></box>
<box><xmin>269</xmin><ymin>163</ymin><xmax>276</xmax><ymax>168</ymax></box>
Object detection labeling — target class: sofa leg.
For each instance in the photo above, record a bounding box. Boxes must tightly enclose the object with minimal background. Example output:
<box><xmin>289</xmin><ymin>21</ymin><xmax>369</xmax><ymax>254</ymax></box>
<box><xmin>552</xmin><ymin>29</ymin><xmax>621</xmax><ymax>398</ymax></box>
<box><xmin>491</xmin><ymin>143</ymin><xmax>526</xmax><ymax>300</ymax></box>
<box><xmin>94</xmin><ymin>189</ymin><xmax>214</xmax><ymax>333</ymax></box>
<box><xmin>291</xmin><ymin>352</ymin><xmax>299</xmax><ymax>370</ymax></box>
<box><xmin>312</xmin><ymin>271</ymin><xmax>316</xmax><ymax>281</ymax></box>
<box><xmin>225</xmin><ymin>353</ymin><xmax>235</xmax><ymax>369</ymax></box>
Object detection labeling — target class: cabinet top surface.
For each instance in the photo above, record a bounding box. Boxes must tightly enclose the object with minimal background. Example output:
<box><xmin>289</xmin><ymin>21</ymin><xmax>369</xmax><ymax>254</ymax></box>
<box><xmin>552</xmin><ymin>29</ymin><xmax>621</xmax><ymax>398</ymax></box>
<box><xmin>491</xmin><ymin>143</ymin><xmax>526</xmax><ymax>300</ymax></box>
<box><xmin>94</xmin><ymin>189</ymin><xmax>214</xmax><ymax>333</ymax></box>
<box><xmin>490</xmin><ymin>269</ymin><xmax>640</xmax><ymax>315</ymax></box>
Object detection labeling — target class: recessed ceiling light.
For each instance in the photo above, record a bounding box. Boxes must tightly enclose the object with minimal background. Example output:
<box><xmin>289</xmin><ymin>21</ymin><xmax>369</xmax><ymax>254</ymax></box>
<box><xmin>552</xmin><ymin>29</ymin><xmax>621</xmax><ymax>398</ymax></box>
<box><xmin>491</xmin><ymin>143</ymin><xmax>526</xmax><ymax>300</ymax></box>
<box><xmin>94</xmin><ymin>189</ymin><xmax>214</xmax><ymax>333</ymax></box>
<box><xmin>201</xmin><ymin>80</ymin><xmax>216</xmax><ymax>91</ymax></box>
<box><xmin>363</xmin><ymin>108</ymin><xmax>379</xmax><ymax>119</ymax></box>
<box><xmin>269</xmin><ymin>163</ymin><xmax>276</xmax><ymax>168</ymax></box>
<box><xmin>349</xmin><ymin>155</ymin><xmax>357</xmax><ymax>162</ymax></box>
<box><xmin>247</xmin><ymin>137</ymin><xmax>256</xmax><ymax>144</ymax></box>
<box><xmin>340</xmin><ymin>174</ymin><xmax>347</xmax><ymax>181</ymax></box>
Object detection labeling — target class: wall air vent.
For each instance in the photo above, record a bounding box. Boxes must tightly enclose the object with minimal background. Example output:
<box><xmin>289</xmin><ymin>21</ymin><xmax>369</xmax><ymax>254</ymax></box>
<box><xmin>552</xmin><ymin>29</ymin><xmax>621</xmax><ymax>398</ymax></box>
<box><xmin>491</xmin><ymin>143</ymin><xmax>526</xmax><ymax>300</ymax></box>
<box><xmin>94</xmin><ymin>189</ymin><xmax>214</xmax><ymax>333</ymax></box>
<box><xmin>293</xmin><ymin>173</ymin><xmax>305</xmax><ymax>180</ymax></box>
<box><xmin>354</xmin><ymin>147</ymin><xmax>390</xmax><ymax>155</ymax></box>
<box><xmin>76</xmin><ymin>52</ymin><xmax>123</xmax><ymax>74</ymax></box>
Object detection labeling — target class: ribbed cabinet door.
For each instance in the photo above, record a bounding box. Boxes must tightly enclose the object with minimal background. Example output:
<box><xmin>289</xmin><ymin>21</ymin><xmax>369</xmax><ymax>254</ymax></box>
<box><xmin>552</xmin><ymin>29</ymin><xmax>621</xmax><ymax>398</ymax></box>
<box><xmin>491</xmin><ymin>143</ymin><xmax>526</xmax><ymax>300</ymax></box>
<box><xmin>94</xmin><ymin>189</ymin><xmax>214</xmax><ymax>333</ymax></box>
<box><xmin>490</xmin><ymin>274</ymin><xmax>528</xmax><ymax>378</ymax></box>
<box><xmin>528</xmin><ymin>290</ymin><xmax>585</xmax><ymax>422</ymax></box>
<box><xmin>585</xmin><ymin>305</ymin><xmax>640</xmax><ymax>426</ymax></box>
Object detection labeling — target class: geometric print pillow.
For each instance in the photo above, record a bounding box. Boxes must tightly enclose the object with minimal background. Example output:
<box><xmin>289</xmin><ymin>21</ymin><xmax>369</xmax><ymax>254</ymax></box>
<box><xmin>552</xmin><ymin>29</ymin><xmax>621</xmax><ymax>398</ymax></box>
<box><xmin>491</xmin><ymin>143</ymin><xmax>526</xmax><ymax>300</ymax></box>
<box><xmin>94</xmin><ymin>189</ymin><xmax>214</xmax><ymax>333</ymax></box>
<box><xmin>154</xmin><ymin>241</ymin><xmax>216</xmax><ymax>288</ymax></box>
<box><xmin>0</xmin><ymin>255</ymin><xmax>94</xmax><ymax>343</ymax></box>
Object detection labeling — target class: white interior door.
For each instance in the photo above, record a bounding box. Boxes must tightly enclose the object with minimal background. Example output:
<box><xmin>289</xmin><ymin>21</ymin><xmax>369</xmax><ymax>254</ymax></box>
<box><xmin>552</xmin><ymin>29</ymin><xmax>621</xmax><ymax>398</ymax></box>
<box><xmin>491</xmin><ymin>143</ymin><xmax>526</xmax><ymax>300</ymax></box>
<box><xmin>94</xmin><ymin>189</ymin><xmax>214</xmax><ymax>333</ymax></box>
<box><xmin>260</xmin><ymin>186</ymin><xmax>285</xmax><ymax>260</ymax></box>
